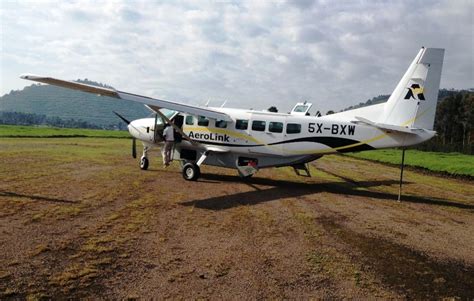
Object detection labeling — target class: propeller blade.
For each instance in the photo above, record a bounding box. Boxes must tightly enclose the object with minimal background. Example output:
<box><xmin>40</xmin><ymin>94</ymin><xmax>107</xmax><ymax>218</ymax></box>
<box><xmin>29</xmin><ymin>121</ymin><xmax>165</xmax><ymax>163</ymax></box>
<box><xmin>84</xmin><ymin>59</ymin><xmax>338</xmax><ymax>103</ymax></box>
<box><xmin>113</xmin><ymin>111</ymin><xmax>131</xmax><ymax>125</ymax></box>
<box><xmin>132</xmin><ymin>138</ymin><xmax>137</xmax><ymax>159</ymax></box>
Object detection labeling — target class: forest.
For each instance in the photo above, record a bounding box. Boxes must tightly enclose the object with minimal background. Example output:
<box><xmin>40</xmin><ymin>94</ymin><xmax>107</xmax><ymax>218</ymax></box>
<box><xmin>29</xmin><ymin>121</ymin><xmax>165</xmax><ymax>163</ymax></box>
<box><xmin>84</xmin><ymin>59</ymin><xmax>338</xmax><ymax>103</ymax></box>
<box><xmin>0</xmin><ymin>111</ymin><xmax>126</xmax><ymax>130</ymax></box>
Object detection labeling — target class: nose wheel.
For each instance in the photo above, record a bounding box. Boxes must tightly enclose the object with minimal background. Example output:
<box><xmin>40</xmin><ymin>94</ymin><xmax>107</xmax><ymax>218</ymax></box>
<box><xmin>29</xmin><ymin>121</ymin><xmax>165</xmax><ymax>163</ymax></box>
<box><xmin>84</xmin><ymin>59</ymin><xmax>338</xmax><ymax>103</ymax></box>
<box><xmin>139</xmin><ymin>146</ymin><xmax>149</xmax><ymax>170</ymax></box>
<box><xmin>182</xmin><ymin>163</ymin><xmax>200</xmax><ymax>181</ymax></box>
<box><xmin>140</xmin><ymin>156</ymin><xmax>149</xmax><ymax>170</ymax></box>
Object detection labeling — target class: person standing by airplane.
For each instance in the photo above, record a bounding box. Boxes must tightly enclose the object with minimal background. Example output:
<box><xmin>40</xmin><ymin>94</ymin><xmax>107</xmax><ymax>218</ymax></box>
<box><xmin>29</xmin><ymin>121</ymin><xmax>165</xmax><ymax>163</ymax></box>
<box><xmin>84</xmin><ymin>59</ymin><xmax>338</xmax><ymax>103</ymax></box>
<box><xmin>162</xmin><ymin>121</ymin><xmax>175</xmax><ymax>167</ymax></box>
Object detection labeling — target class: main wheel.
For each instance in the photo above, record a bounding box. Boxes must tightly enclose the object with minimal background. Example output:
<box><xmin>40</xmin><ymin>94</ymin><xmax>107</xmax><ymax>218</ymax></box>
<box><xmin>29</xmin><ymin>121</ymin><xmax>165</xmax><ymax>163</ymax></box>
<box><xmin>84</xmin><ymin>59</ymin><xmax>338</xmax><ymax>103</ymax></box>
<box><xmin>241</xmin><ymin>173</ymin><xmax>253</xmax><ymax>179</ymax></box>
<box><xmin>140</xmin><ymin>156</ymin><xmax>149</xmax><ymax>170</ymax></box>
<box><xmin>182</xmin><ymin>163</ymin><xmax>200</xmax><ymax>181</ymax></box>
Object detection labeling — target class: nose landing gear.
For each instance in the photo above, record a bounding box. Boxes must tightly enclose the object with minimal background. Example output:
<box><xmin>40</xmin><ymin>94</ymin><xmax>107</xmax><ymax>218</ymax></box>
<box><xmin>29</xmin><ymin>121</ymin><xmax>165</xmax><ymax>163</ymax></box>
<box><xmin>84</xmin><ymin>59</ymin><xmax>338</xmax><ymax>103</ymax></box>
<box><xmin>140</xmin><ymin>146</ymin><xmax>149</xmax><ymax>170</ymax></box>
<box><xmin>140</xmin><ymin>156</ymin><xmax>149</xmax><ymax>170</ymax></box>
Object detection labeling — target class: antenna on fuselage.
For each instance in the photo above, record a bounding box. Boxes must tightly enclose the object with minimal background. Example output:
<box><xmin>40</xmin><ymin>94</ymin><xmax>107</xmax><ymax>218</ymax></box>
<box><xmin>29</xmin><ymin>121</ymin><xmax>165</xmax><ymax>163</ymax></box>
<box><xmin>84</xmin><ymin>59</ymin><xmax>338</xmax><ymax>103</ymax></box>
<box><xmin>220</xmin><ymin>100</ymin><xmax>227</xmax><ymax>108</ymax></box>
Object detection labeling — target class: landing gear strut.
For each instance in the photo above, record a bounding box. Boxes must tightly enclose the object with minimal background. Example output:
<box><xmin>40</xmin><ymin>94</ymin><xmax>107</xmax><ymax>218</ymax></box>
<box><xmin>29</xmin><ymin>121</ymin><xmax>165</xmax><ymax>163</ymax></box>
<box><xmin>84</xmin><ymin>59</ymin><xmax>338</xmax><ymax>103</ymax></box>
<box><xmin>140</xmin><ymin>146</ymin><xmax>149</xmax><ymax>170</ymax></box>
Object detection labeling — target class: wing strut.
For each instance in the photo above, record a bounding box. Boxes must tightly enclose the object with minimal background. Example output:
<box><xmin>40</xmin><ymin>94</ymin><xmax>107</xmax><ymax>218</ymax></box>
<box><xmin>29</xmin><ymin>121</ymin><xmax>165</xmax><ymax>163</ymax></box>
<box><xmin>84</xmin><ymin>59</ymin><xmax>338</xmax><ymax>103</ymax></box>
<box><xmin>148</xmin><ymin>105</ymin><xmax>198</xmax><ymax>146</ymax></box>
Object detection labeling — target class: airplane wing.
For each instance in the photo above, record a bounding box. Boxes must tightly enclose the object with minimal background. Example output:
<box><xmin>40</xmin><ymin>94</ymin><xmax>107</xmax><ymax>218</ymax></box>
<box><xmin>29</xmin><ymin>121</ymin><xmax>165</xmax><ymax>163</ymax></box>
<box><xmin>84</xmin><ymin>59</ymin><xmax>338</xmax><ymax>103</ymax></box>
<box><xmin>20</xmin><ymin>74</ymin><xmax>233</xmax><ymax>122</ymax></box>
<box><xmin>20</xmin><ymin>74</ymin><xmax>231</xmax><ymax>153</ymax></box>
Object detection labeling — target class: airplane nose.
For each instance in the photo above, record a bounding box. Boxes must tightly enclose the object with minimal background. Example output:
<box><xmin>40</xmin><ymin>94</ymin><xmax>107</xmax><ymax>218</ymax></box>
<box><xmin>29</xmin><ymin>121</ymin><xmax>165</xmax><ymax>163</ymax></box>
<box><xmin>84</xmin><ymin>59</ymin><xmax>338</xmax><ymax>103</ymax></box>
<box><xmin>128</xmin><ymin>121</ymin><xmax>140</xmax><ymax>139</ymax></box>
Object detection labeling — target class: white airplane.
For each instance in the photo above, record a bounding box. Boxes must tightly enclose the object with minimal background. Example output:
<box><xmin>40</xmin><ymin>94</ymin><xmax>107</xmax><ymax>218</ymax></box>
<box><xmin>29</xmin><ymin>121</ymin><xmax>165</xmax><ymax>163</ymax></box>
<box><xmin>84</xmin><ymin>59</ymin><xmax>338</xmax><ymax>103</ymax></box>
<box><xmin>21</xmin><ymin>47</ymin><xmax>444</xmax><ymax>183</ymax></box>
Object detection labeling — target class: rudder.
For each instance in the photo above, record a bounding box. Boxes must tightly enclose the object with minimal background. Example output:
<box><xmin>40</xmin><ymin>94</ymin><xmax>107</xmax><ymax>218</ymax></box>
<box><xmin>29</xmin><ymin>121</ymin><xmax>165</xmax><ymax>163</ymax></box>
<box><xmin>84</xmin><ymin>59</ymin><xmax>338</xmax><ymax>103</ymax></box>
<box><xmin>382</xmin><ymin>47</ymin><xmax>445</xmax><ymax>130</ymax></box>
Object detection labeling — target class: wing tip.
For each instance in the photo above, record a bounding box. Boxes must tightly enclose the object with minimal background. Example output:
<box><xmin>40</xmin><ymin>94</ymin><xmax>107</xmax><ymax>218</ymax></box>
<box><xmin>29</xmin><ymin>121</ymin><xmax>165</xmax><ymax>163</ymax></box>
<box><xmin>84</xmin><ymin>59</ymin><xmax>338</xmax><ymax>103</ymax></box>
<box><xmin>20</xmin><ymin>73</ymin><xmax>44</xmax><ymax>80</ymax></box>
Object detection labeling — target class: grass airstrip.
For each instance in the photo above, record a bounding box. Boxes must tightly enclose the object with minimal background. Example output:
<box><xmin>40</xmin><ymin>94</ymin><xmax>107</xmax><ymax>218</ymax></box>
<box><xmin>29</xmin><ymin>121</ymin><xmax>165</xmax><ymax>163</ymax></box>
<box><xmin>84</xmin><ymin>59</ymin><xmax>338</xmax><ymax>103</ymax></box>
<box><xmin>1</xmin><ymin>125</ymin><xmax>472</xmax><ymax>177</ymax></box>
<box><xmin>0</xmin><ymin>125</ymin><xmax>473</xmax><ymax>298</ymax></box>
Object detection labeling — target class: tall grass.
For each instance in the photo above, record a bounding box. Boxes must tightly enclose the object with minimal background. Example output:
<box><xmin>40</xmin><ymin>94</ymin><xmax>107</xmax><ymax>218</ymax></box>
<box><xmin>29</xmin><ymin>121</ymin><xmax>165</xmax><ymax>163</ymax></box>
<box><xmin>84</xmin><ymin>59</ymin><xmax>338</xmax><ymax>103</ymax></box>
<box><xmin>0</xmin><ymin>125</ymin><xmax>130</xmax><ymax>138</ymax></box>
<box><xmin>348</xmin><ymin>149</ymin><xmax>474</xmax><ymax>177</ymax></box>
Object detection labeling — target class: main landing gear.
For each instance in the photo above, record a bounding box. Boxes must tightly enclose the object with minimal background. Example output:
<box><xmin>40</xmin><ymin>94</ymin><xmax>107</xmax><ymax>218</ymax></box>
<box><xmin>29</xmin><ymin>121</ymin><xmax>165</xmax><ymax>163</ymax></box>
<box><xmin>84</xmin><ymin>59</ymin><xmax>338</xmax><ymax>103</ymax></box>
<box><xmin>181</xmin><ymin>150</ymin><xmax>209</xmax><ymax>181</ymax></box>
<box><xmin>182</xmin><ymin>163</ymin><xmax>200</xmax><ymax>181</ymax></box>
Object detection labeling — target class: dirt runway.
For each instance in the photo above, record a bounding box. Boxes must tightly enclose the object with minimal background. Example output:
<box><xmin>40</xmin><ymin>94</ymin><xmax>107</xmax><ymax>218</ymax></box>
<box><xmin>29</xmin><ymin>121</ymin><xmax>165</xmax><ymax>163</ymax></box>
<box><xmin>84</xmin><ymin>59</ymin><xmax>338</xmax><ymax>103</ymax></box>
<box><xmin>1</xmin><ymin>138</ymin><xmax>473</xmax><ymax>299</ymax></box>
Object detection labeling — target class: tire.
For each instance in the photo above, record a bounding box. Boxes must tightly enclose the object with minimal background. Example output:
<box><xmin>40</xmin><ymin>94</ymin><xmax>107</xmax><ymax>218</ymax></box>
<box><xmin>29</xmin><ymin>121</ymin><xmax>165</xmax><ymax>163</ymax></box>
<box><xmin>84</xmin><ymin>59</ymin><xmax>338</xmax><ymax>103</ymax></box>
<box><xmin>140</xmin><ymin>156</ymin><xmax>149</xmax><ymax>170</ymax></box>
<box><xmin>182</xmin><ymin>163</ymin><xmax>200</xmax><ymax>181</ymax></box>
<box><xmin>180</xmin><ymin>160</ymin><xmax>189</xmax><ymax>171</ymax></box>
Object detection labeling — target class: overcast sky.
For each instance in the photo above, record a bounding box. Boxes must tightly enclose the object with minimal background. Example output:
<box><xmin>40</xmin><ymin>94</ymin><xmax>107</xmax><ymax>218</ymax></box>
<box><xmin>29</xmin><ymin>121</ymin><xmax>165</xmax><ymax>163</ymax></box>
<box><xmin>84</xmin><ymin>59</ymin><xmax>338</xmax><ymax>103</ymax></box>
<box><xmin>1</xmin><ymin>0</ymin><xmax>472</xmax><ymax>113</ymax></box>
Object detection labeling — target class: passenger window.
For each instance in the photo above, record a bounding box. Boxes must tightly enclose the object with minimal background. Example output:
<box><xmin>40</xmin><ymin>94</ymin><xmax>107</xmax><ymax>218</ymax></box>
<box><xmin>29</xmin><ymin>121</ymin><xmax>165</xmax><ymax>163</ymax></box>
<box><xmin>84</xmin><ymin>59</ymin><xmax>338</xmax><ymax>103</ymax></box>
<box><xmin>185</xmin><ymin>115</ymin><xmax>194</xmax><ymax>125</ymax></box>
<box><xmin>269</xmin><ymin>122</ymin><xmax>283</xmax><ymax>133</ymax></box>
<box><xmin>235</xmin><ymin>119</ymin><xmax>249</xmax><ymax>130</ymax></box>
<box><xmin>252</xmin><ymin>120</ymin><xmax>266</xmax><ymax>132</ymax></box>
<box><xmin>198</xmin><ymin>116</ymin><xmax>209</xmax><ymax>126</ymax></box>
<box><xmin>286</xmin><ymin>123</ymin><xmax>301</xmax><ymax>134</ymax></box>
<box><xmin>215</xmin><ymin>120</ymin><xmax>227</xmax><ymax>128</ymax></box>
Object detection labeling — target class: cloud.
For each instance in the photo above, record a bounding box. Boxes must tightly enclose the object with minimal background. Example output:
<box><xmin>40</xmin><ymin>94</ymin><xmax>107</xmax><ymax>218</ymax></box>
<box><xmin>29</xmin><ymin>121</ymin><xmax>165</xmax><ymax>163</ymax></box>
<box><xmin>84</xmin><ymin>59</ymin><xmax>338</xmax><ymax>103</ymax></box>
<box><xmin>1</xmin><ymin>0</ymin><xmax>472</xmax><ymax>114</ymax></box>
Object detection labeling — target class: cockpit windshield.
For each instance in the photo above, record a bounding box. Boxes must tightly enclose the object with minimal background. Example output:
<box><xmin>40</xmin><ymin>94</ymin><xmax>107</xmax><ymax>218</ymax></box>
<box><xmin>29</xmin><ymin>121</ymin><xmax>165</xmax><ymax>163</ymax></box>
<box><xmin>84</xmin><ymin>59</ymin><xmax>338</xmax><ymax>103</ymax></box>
<box><xmin>152</xmin><ymin>109</ymin><xmax>178</xmax><ymax>126</ymax></box>
<box><xmin>160</xmin><ymin>109</ymin><xmax>177</xmax><ymax>119</ymax></box>
<box><xmin>293</xmin><ymin>105</ymin><xmax>308</xmax><ymax>113</ymax></box>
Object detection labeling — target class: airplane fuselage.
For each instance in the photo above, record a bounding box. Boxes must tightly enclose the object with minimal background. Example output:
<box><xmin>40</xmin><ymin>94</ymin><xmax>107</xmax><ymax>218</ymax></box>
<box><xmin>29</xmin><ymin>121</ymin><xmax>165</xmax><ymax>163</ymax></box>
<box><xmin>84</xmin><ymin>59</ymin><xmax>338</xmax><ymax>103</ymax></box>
<box><xmin>129</xmin><ymin>107</ymin><xmax>435</xmax><ymax>164</ymax></box>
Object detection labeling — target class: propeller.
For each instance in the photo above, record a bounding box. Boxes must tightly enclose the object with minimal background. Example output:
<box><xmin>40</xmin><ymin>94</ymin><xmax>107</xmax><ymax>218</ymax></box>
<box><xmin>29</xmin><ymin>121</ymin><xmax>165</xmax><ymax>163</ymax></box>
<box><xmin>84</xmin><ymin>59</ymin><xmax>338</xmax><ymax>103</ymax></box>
<box><xmin>113</xmin><ymin>111</ymin><xmax>131</xmax><ymax>125</ymax></box>
<box><xmin>132</xmin><ymin>136</ymin><xmax>137</xmax><ymax>158</ymax></box>
<box><xmin>113</xmin><ymin>111</ymin><xmax>137</xmax><ymax>159</ymax></box>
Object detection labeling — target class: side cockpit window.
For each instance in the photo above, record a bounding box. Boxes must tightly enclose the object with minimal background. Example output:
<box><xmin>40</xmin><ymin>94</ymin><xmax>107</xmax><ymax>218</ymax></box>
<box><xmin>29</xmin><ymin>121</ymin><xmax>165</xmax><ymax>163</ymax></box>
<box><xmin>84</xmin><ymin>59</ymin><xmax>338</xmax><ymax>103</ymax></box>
<box><xmin>185</xmin><ymin>115</ymin><xmax>194</xmax><ymax>125</ymax></box>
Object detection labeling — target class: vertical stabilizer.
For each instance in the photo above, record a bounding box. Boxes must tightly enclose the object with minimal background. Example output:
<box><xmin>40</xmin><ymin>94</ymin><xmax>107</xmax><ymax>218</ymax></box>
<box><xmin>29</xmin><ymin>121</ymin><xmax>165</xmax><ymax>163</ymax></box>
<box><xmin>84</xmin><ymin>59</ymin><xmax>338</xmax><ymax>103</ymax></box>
<box><xmin>382</xmin><ymin>48</ymin><xmax>444</xmax><ymax>130</ymax></box>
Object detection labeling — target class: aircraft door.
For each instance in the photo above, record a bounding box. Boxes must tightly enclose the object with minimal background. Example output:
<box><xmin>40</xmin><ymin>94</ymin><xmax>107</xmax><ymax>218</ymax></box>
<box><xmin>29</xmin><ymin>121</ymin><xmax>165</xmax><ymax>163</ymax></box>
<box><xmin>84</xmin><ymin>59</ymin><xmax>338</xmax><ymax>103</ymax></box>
<box><xmin>282</xmin><ymin>116</ymin><xmax>304</xmax><ymax>154</ymax></box>
<box><xmin>173</xmin><ymin>114</ymin><xmax>184</xmax><ymax>143</ymax></box>
<box><xmin>264</xmin><ymin>116</ymin><xmax>285</xmax><ymax>155</ymax></box>
<box><xmin>153</xmin><ymin>114</ymin><xmax>164</xmax><ymax>143</ymax></box>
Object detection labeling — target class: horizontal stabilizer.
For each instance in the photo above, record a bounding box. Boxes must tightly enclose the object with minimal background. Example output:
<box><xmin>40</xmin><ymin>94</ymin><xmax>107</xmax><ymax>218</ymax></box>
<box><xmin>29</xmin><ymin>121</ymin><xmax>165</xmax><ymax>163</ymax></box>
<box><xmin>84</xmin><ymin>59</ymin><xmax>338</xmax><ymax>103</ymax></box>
<box><xmin>354</xmin><ymin>116</ymin><xmax>423</xmax><ymax>134</ymax></box>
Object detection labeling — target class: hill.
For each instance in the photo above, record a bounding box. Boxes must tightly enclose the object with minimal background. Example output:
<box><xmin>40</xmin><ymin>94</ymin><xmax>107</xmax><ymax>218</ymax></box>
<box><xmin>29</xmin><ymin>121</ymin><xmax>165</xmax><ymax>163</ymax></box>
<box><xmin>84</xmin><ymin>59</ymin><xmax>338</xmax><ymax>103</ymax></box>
<box><xmin>0</xmin><ymin>80</ymin><xmax>149</xmax><ymax>127</ymax></box>
<box><xmin>340</xmin><ymin>89</ymin><xmax>471</xmax><ymax>112</ymax></box>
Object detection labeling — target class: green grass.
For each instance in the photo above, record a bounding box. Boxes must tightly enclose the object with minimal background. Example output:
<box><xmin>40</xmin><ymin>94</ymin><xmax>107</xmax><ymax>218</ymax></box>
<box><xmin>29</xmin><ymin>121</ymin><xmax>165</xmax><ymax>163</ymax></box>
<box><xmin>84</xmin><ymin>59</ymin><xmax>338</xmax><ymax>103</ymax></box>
<box><xmin>0</xmin><ymin>125</ymin><xmax>130</xmax><ymax>138</ymax></box>
<box><xmin>348</xmin><ymin>149</ymin><xmax>474</xmax><ymax>177</ymax></box>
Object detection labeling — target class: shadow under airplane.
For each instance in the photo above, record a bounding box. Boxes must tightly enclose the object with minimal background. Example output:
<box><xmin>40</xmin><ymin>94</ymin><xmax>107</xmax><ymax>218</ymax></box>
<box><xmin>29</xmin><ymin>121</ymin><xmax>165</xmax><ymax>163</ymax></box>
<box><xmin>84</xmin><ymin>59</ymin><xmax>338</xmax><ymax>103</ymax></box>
<box><xmin>180</xmin><ymin>174</ymin><xmax>474</xmax><ymax>211</ymax></box>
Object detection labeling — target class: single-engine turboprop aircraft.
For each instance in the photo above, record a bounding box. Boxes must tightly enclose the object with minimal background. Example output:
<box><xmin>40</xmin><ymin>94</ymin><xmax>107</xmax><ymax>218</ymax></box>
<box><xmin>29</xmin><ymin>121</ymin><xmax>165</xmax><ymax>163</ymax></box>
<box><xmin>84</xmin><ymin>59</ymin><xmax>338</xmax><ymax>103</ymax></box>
<box><xmin>21</xmin><ymin>47</ymin><xmax>444</xmax><ymax>182</ymax></box>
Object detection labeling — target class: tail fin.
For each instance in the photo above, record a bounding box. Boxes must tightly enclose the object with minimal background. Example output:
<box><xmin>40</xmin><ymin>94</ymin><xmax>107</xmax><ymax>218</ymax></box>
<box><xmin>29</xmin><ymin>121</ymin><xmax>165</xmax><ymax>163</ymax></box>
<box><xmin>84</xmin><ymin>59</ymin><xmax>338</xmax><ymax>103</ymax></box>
<box><xmin>382</xmin><ymin>47</ymin><xmax>444</xmax><ymax>130</ymax></box>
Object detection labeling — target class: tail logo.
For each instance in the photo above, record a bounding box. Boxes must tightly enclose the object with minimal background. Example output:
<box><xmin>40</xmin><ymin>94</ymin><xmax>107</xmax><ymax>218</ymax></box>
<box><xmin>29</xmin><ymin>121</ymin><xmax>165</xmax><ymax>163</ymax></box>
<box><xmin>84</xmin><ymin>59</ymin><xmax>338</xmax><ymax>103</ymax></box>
<box><xmin>404</xmin><ymin>84</ymin><xmax>425</xmax><ymax>101</ymax></box>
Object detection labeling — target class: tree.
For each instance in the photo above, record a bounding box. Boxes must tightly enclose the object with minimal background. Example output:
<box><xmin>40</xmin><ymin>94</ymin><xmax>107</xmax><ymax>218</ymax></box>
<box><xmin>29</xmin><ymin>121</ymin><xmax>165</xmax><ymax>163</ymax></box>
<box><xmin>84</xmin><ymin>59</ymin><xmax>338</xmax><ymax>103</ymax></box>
<box><xmin>268</xmin><ymin>106</ymin><xmax>278</xmax><ymax>113</ymax></box>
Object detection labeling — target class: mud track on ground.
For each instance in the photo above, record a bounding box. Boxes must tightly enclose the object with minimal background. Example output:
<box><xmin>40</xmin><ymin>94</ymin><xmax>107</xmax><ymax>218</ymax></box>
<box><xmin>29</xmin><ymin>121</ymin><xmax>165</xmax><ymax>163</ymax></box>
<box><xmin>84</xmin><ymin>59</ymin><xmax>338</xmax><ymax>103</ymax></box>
<box><xmin>0</xmin><ymin>138</ymin><xmax>473</xmax><ymax>299</ymax></box>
